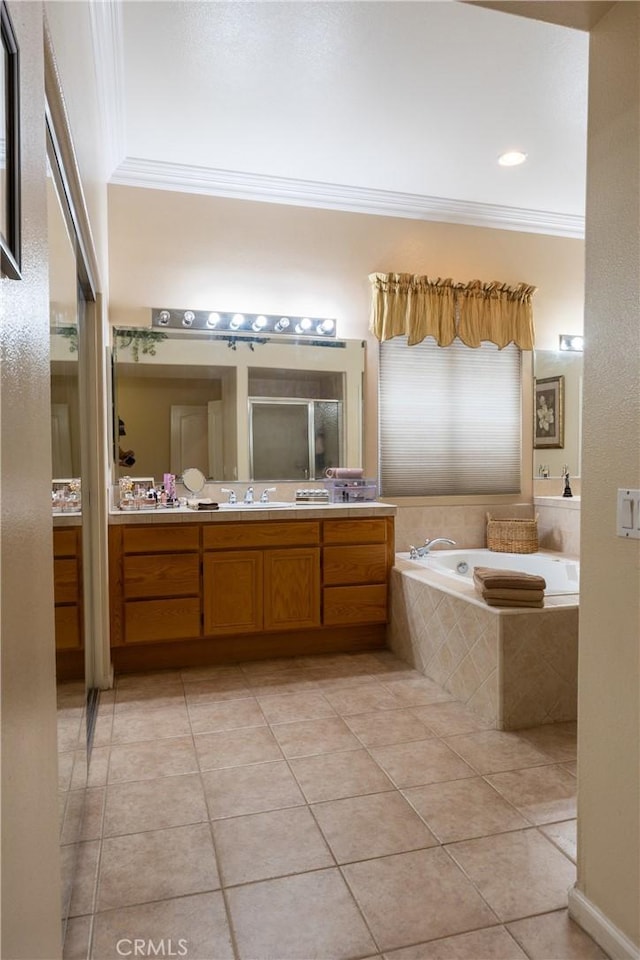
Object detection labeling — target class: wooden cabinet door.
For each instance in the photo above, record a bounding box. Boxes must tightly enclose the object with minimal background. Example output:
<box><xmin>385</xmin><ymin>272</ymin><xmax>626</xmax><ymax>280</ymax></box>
<box><xmin>203</xmin><ymin>551</ymin><xmax>263</xmax><ymax>636</ymax></box>
<box><xmin>264</xmin><ymin>547</ymin><xmax>320</xmax><ymax>632</ymax></box>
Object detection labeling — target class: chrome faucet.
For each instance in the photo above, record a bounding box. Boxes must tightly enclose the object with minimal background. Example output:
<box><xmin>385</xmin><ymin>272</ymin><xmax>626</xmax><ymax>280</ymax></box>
<box><xmin>220</xmin><ymin>487</ymin><xmax>237</xmax><ymax>504</ymax></box>
<box><xmin>243</xmin><ymin>486</ymin><xmax>254</xmax><ymax>504</ymax></box>
<box><xmin>259</xmin><ymin>487</ymin><xmax>277</xmax><ymax>503</ymax></box>
<box><xmin>409</xmin><ymin>537</ymin><xmax>456</xmax><ymax>559</ymax></box>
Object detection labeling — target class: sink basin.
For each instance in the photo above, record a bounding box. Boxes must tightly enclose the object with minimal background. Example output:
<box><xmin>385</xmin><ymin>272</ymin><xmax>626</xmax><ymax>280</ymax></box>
<box><xmin>218</xmin><ymin>501</ymin><xmax>294</xmax><ymax>510</ymax></box>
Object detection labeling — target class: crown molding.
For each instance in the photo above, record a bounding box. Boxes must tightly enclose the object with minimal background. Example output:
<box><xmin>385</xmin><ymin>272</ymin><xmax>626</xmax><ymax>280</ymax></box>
<box><xmin>110</xmin><ymin>157</ymin><xmax>585</xmax><ymax>239</ymax></box>
<box><xmin>88</xmin><ymin>0</ymin><xmax>127</xmax><ymax>177</ymax></box>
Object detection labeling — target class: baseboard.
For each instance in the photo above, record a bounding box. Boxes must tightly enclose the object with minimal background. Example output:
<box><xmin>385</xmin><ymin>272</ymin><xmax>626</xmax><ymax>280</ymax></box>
<box><xmin>568</xmin><ymin>885</ymin><xmax>640</xmax><ymax>960</ymax></box>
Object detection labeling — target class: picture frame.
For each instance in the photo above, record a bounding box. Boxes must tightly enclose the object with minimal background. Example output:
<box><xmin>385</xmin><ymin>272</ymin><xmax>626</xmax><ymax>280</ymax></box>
<box><xmin>1</xmin><ymin>0</ymin><xmax>21</xmax><ymax>280</ymax></box>
<box><xmin>534</xmin><ymin>375</ymin><xmax>564</xmax><ymax>448</ymax></box>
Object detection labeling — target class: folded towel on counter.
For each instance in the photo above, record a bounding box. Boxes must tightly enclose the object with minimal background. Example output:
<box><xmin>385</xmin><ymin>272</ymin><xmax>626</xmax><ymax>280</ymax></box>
<box><xmin>473</xmin><ymin>566</ymin><xmax>546</xmax><ymax>592</ymax></box>
<box><xmin>480</xmin><ymin>587</ymin><xmax>545</xmax><ymax>603</ymax></box>
<box><xmin>186</xmin><ymin>499</ymin><xmax>220</xmax><ymax>511</ymax></box>
<box><xmin>483</xmin><ymin>596</ymin><xmax>544</xmax><ymax>608</ymax></box>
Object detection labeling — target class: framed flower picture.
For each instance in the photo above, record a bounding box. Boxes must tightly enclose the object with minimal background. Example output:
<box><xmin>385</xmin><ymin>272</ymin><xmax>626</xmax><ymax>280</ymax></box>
<box><xmin>534</xmin><ymin>375</ymin><xmax>564</xmax><ymax>448</ymax></box>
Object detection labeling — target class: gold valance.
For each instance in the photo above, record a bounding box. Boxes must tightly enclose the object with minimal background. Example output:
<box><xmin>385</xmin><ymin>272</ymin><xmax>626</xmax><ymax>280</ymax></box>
<box><xmin>369</xmin><ymin>273</ymin><xmax>536</xmax><ymax>350</ymax></box>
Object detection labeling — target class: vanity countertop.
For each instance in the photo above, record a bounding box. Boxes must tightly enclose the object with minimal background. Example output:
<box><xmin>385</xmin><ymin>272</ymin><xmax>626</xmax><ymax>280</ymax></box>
<box><xmin>108</xmin><ymin>501</ymin><xmax>397</xmax><ymax>524</ymax></box>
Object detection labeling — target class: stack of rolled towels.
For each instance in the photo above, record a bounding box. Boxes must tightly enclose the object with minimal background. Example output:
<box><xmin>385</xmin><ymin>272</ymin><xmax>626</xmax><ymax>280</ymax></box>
<box><xmin>473</xmin><ymin>566</ymin><xmax>546</xmax><ymax>608</ymax></box>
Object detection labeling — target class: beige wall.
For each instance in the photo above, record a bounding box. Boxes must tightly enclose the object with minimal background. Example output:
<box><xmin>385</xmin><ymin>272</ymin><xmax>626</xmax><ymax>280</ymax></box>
<box><xmin>108</xmin><ymin>185</ymin><xmax>585</xmax><ymax>482</ymax></box>
<box><xmin>0</xmin><ymin>3</ymin><xmax>63</xmax><ymax>957</ymax></box>
<box><xmin>573</xmin><ymin>1</ymin><xmax>640</xmax><ymax>950</ymax></box>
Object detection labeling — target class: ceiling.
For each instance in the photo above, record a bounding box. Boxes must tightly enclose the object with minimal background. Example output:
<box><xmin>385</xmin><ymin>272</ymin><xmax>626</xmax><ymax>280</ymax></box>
<box><xmin>95</xmin><ymin>1</ymin><xmax>593</xmax><ymax>238</ymax></box>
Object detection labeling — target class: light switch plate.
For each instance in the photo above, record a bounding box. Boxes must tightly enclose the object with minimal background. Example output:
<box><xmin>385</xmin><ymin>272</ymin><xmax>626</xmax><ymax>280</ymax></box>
<box><xmin>617</xmin><ymin>488</ymin><xmax>640</xmax><ymax>539</ymax></box>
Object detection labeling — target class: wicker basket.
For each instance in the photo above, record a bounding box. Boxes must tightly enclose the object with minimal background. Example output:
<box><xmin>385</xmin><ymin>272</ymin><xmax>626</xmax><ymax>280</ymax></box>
<box><xmin>486</xmin><ymin>514</ymin><xmax>539</xmax><ymax>554</ymax></box>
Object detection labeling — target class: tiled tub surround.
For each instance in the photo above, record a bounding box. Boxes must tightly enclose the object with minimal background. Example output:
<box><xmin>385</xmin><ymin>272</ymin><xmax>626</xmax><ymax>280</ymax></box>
<box><xmin>393</xmin><ymin>502</ymin><xmax>536</xmax><ymax>554</ymax></box>
<box><xmin>389</xmin><ymin>559</ymin><xmax>578</xmax><ymax>731</ymax></box>
<box><xmin>534</xmin><ymin>496</ymin><xmax>581</xmax><ymax>557</ymax></box>
<box><xmin>63</xmin><ymin>651</ymin><xmax>608</xmax><ymax>960</ymax></box>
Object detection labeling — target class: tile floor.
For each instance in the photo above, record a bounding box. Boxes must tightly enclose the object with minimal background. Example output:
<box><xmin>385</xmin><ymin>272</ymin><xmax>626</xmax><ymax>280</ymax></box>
<box><xmin>63</xmin><ymin>651</ymin><xmax>609</xmax><ymax>960</ymax></box>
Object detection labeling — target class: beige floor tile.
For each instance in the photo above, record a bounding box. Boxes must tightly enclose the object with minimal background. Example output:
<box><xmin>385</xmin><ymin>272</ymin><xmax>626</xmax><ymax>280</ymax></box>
<box><xmin>315</xmin><ymin>673</ymin><xmax>381</xmax><ymax>691</ymax></box>
<box><xmin>290</xmin><ymin>748</ymin><xmax>393</xmax><ymax>802</ymax></box>
<box><xmin>539</xmin><ymin>819</ymin><xmax>577</xmax><ymax>862</ymax></box>
<box><xmin>111</xmin><ymin>704</ymin><xmax>191</xmax><ymax>743</ymax></box>
<box><xmin>103</xmin><ymin>773</ymin><xmax>208</xmax><ymax>836</ymax></box>
<box><xmin>485</xmin><ymin>765</ymin><xmax>576</xmax><ymax>824</ymax></box>
<box><xmin>213</xmin><ymin>806</ymin><xmax>333</xmax><ymax>885</ymax></box>
<box><xmin>342</xmin><ymin>847</ymin><xmax>496</xmax><ymax>952</ymax></box>
<box><xmin>69</xmin><ymin>840</ymin><xmax>100</xmax><ymax>917</ymax></box>
<box><xmin>63</xmin><ymin>915</ymin><xmax>92</xmax><ymax>960</ymax></box>
<box><xmin>59</xmin><ymin>751</ymin><xmax>75</xmax><ymax>792</ymax></box>
<box><xmin>381</xmin><ymin>676</ymin><xmax>457</xmax><ymax>707</ymax></box>
<box><xmin>323</xmin><ymin>683</ymin><xmax>403</xmax><ymax>716</ymax></box>
<box><xmin>202</xmin><ymin>760</ymin><xmax>305</xmax><ymax>819</ymax></box>
<box><xmin>447</xmin><ymin>829</ymin><xmax>576</xmax><ymax>922</ymax></box>
<box><xmin>411</xmin><ymin>700</ymin><xmax>495</xmax><ymax>737</ymax></box>
<box><xmin>115</xmin><ymin>670</ymin><xmax>183</xmax><ymax>691</ymax></box>
<box><xmin>270</xmin><ymin>715</ymin><xmax>361</xmax><ymax>758</ymax></box>
<box><xmin>370</xmin><ymin>739</ymin><xmax>476</xmax><ymax>788</ymax></box>
<box><xmin>61</xmin><ymin>789</ymin><xmax>87</xmax><ymax>846</ymax></box>
<box><xmin>444</xmin><ymin>730</ymin><xmax>555</xmax><ymax>774</ymax></box>
<box><xmin>385</xmin><ymin>925</ymin><xmax>528</xmax><ymax>959</ymax></box>
<box><xmin>507</xmin><ymin>909</ymin><xmax>609</xmax><ymax>959</ymax></box>
<box><xmin>240</xmin><ymin>656</ymin><xmax>304</xmax><ymax>678</ymax></box>
<box><xmin>187</xmin><ymin>697</ymin><xmax>266</xmax><ymax>734</ymax></box>
<box><xmin>344</xmin><ymin>708</ymin><xmax>435</xmax><ymax>747</ymax></box>
<box><xmin>80</xmin><ymin>788</ymin><xmax>106</xmax><ymax>841</ymax></box>
<box><xmin>97</xmin><ymin>823</ymin><xmax>219</xmax><ymax>910</ymax></box>
<box><xmin>226</xmin><ymin>868</ymin><xmax>377</xmax><ymax>960</ymax></box>
<box><xmin>247</xmin><ymin>677</ymin><xmax>321</xmax><ymax>697</ymax></box>
<box><xmin>91</xmin><ymin>714</ymin><xmax>114</xmax><ymax>748</ymax></box>
<box><xmin>87</xmin><ymin>747</ymin><xmax>110</xmax><ymax>787</ymax></box>
<box><xmin>183</xmin><ymin>675</ymin><xmax>253</xmax><ymax>705</ymax></box>
<box><xmin>312</xmin><ymin>790</ymin><xmax>438</xmax><ymax>863</ymax></box>
<box><xmin>404</xmin><ymin>777</ymin><xmax>529</xmax><ymax>843</ymax></box>
<box><xmin>257</xmin><ymin>690</ymin><xmax>336</xmax><ymax>724</ymax></box>
<box><xmin>181</xmin><ymin>663</ymin><xmax>244</xmax><ymax>684</ymax></box>
<box><xmin>194</xmin><ymin>726</ymin><xmax>283</xmax><ymax>771</ymax></box>
<box><xmin>108</xmin><ymin>737</ymin><xmax>198</xmax><ymax>783</ymax></box>
<box><xmin>91</xmin><ymin>892</ymin><xmax>234</xmax><ymax>960</ymax></box>
<box><xmin>516</xmin><ymin>722</ymin><xmax>577</xmax><ymax>762</ymax></box>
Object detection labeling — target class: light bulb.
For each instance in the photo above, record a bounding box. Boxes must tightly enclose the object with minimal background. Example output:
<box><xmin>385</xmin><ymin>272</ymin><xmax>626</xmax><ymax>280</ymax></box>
<box><xmin>158</xmin><ymin>310</ymin><xmax>171</xmax><ymax>325</ymax></box>
<box><xmin>230</xmin><ymin>313</ymin><xmax>244</xmax><ymax>330</ymax></box>
<box><xmin>318</xmin><ymin>319</ymin><xmax>335</xmax><ymax>335</ymax></box>
<box><xmin>498</xmin><ymin>151</ymin><xmax>527</xmax><ymax>167</ymax></box>
<box><xmin>252</xmin><ymin>315</ymin><xmax>268</xmax><ymax>331</ymax></box>
<box><xmin>183</xmin><ymin>310</ymin><xmax>195</xmax><ymax>327</ymax></box>
<box><xmin>275</xmin><ymin>317</ymin><xmax>290</xmax><ymax>333</ymax></box>
<box><xmin>207</xmin><ymin>312</ymin><xmax>220</xmax><ymax>328</ymax></box>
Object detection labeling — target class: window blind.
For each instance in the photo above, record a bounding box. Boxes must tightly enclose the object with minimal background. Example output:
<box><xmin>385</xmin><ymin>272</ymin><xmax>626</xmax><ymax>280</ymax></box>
<box><xmin>379</xmin><ymin>337</ymin><xmax>522</xmax><ymax>497</ymax></box>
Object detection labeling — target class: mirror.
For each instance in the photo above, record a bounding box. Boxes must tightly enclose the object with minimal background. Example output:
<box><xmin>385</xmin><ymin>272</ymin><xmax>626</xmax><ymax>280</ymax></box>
<box><xmin>113</xmin><ymin>329</ymin><xmax>365</xmax><ymax>482</ymax></box>
<box><xmin>533</xmin><ymin>349</ymin><xmax>583</xmax><ymax>478</ymax></box>
<box><xmin>182</xmin><ymin>466</ymin><xmax>206</xmax><ymax>493</ymax></box>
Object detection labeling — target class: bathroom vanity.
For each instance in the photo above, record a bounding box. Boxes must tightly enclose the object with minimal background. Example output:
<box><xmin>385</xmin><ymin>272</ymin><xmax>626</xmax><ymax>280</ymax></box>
<box><xmin>108</xmin><ymin>505</ymin><xmax>395</xmax><ymax>671</ymax></box>
<box><xmin>53</xmin><ymin>523</ymin><xmax>84</xmax><ymax>679</ymax></box>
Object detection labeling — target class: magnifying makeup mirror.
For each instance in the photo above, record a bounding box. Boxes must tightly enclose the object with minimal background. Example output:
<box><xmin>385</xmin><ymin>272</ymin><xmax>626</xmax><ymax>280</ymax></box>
<box><xmin>182</xmin><ymin>467</ymin><xmax>206</xmax><ymax>494</ymax></box>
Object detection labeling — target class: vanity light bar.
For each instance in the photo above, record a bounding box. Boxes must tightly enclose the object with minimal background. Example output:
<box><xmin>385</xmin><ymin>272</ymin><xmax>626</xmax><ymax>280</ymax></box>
<box><xmin>152</xmin><ymin>308</ymin><xmax>337</xmax><ymax>338</ymax></box>
<box><xmin>559</xmin><ymin>334</ymin><xmax>584</xmax><ymax>352</ymax></box>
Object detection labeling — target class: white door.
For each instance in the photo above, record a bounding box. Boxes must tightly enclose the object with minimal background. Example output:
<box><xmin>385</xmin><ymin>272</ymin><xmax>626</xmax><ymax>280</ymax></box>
<box><xmin>170</xmin><ymin>402</ymin><xmax>224</xmax><ymax>478</ymax></box>
<box><xmin>51</xmin><ymin>403</ymin><xmax>73</xmax><ymax>477</ymax></box>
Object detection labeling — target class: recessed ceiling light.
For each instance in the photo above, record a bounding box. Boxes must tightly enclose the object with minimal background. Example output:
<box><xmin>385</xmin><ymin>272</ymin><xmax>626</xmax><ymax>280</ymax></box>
<box><xmin>498</xmin><ymin>151</ymin><xmax>527</xmax><ymax>167</ymax></box>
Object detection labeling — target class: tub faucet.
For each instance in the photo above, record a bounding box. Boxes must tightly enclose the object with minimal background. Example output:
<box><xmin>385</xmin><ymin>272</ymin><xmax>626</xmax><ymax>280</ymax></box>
<box><xmin>409</xmin><ymin>537</ymin><xmax>456</xmax><ymax>559</ymax></box>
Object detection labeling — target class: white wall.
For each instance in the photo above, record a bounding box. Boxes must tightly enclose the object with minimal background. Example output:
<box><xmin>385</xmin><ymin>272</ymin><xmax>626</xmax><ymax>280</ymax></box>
<box><xmin>0</xmin><ymin>4</ymin><xmax>62</xmax><ymax>957</ymax></box>
<box><xmin>571</xmin><ymin>2</ymin><xmax>640</xmax><ymax>952</ymax></box>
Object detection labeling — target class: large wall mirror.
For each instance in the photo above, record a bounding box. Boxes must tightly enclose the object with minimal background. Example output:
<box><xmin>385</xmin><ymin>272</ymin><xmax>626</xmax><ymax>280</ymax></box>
<box><xmin>112</xmin><ymin>329</ymin><xmax>365</xmax><ymax>482</ymax></box>
<box><xmin>533</xmin><ymin>349</ymin><xmax>583</xmax><ymax>478</ymax></box>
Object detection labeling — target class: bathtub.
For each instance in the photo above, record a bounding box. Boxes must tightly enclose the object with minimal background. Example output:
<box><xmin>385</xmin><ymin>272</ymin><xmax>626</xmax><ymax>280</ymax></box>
<box><xmin>390</xmin><ymin>549</ymin><xmax>579</xmax><ymax>730</ymax></box>
<box><xmin>396</xmin><ymin>548</ymin><xmax>579</xmax><ymax>597</ymax></box>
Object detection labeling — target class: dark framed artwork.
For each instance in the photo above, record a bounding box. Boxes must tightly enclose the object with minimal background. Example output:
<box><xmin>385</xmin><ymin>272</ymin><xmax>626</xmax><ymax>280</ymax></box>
<box><xmin>1</xmin><ymin>0</ymin><xmax>21</xmax><ymax>280</ymax></box>
<box><xmin>534</xmin><ymin>375</ymin><xmax>564</xmax><ymax>448</ymax></box>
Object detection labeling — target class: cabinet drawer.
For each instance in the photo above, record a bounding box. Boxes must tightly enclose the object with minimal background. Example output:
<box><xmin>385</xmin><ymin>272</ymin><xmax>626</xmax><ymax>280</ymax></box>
<box><xmin>54</xmin><ymin>558</ymin><xmax>79</xmax><ymax>604</ymax></box>
<box><xmin>123</xmin><ymin>554</ymin><xmax>200</xmax><ymax>599</ymax></box>
<box><xmin>323</xmin><ymin>518</ymin><xmax>388</xmax><ymax>545</ymax></box>
<box><xmin>203</xmin><ymin>521</ymin><xmax>320</xmax><ymax>550</ymax></box>
<box><xmin>323</xmin><ymin>585</ymin><xmax>388</xmax><ymax>625</ymax></box>
<box><xmin>122</xmin><ymin>525</ymin><xmax>200</xmax><ymax>554</ymax></box>
<box><xmin>53</xmin><ymin>528</ymin><xmax>78</xmax><ymax>557</ymax></box>
<box><xmin>125</xmin><ymin>598</ymin><xmax>201</xmax><ymax>643</ymax></box>
<box><xmin>323</xmin><ymin>544</ymin><xmax>388</xmax><ymax>586</ymax></box>
<box><xmin>55</xmin><ymin>605</ymin><xmax>81</xmax><ymax>650</ymax></box>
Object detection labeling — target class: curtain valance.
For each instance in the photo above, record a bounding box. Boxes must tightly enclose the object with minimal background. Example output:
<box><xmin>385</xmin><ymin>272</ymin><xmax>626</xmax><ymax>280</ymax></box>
<box><xmin>369</xmin><ymin>273</ymin><xmax>536</xmax><ymax>350</ymax></box>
